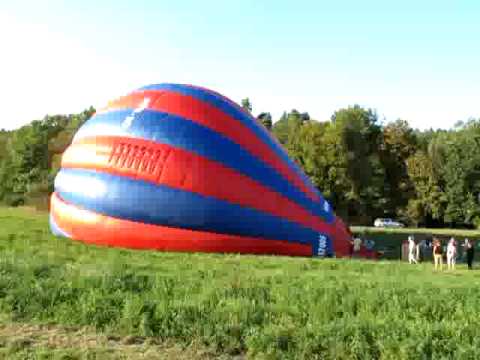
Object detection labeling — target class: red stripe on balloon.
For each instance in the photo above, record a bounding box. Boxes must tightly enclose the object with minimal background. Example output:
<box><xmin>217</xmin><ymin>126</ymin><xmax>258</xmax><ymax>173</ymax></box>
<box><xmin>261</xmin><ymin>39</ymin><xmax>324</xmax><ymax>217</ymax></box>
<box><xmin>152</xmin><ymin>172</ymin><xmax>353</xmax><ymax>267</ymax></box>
<box><xmin>97</xmin><ymin>90</ymin><xmax>319</xmax><ymax>202</ymax></box>
<box><xmin>330</xmin><ymin>217</ymin><xmax>352</xmax><ymax>257</ymax></box>
<box><xmin>62</xmin><ymin>136</ymin><xmax>333</xmax><ymax>236</ymax></box>
<box><xmin>50</xmin><ymin>193</ymin><xmax>312</xmax><ymax>256</ymax></box>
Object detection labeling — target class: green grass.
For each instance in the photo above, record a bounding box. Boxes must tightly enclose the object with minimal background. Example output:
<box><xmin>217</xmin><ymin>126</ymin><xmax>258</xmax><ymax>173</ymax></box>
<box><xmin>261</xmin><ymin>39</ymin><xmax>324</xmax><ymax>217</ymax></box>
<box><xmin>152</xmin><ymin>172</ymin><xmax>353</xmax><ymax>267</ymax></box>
<box><xmin>352</xmin><ymin>225</ymin><xmax>480</xmax><ymax>237</ymax></box>
<box><xmin>2</xmin><ymin>207</ymin><xmax>480</xmax><ymax>359</ymax></box>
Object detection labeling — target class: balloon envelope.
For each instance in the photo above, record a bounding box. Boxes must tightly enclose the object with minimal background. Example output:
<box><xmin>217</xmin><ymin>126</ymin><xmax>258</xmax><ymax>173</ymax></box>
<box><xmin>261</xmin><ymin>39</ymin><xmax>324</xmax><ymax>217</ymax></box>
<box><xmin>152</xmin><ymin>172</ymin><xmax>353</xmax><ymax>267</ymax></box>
<box><xmin>50</xmin><ymin>84</ymin><xmax>352</xmax><ymax>257</ymax></box>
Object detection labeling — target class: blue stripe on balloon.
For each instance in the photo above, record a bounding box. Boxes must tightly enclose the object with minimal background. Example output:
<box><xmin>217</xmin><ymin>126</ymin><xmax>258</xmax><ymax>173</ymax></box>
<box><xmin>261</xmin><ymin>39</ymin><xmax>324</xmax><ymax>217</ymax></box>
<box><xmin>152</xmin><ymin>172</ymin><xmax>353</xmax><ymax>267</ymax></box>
<box><xmin>54</xmin><ymin>168</ymin><xmax>323</xmax><ymax>245</ymax></box>
<box><xmin>73</xmin><ymin>109</ymin><xmax>334</xmax><ymax>222</ymax></box>
<box><xmin>137</xmin><ymin>84</ymin><xmax>322</xmax><ymax>199</ymax></box>
<box><xmin>49</xmin><ymin>212</ymin><xmax>71</xmax><ymax>238</ymax></box>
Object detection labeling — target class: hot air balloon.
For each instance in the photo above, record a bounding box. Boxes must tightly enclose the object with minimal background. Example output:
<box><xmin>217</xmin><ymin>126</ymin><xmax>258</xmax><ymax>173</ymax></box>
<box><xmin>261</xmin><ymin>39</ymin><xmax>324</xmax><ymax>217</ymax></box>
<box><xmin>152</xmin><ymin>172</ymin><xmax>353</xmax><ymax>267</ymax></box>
<box><xmin>50</xmin><ymin>84</ymin><xmax>353</xmax><ymax>257</ymax></box>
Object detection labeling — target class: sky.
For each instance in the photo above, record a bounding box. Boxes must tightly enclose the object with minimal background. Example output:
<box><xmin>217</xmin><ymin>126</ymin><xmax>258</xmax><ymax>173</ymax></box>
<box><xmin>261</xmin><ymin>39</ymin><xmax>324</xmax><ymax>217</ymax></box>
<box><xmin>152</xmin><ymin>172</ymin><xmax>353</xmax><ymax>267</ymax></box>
<box><xmin>0</xmin><ymin>0</ymin><xmax>479</xmax><ymax>130</ymax></box>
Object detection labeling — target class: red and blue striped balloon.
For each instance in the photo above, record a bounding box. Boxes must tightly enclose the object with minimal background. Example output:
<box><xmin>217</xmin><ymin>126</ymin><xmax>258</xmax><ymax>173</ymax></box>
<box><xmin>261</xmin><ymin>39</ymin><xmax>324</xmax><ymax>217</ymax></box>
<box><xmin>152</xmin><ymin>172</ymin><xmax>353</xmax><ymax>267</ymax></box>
<box><xmin>50</xmin><ymin>84</ymin><xmax>352</xmax><ymax>257</ymax></box>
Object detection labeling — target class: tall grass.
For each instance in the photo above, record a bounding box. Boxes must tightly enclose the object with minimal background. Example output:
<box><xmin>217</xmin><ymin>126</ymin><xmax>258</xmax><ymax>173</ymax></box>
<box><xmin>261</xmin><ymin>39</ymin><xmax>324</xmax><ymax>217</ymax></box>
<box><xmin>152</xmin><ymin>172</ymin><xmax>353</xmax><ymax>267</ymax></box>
<box><xmin>1</xmin><ymin>207</ymin><xmax>480</xmax><ymax>359</ymax></box>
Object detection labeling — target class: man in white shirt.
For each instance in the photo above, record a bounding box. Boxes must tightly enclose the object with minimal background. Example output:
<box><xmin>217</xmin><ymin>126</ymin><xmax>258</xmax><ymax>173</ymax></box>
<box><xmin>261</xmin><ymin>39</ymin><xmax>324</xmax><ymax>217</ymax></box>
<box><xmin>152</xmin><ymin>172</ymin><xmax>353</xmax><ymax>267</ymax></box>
<box><xmin>408</xmin><ymin>236</ymin><xmax>417</xmax><ymax>264</ymax></box>
<box><xmin>446</xmin><ymin>238</ymin><xmax>457</xmax><ymax>270</ymax></box>
<box><xmin>353</xmin><ymin>237</ymin><xmax>362</xmax><ymax>256</ymax></box>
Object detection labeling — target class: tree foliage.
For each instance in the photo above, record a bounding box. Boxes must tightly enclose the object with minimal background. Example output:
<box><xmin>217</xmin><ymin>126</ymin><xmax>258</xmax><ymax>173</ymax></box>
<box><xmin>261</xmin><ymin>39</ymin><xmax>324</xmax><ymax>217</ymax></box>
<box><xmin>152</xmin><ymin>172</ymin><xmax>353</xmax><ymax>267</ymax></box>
<box><xmin>257</xmin><ymin>112</ymin><xmax>272</xmax><ymax>130</ymax></box>
<box><xmin>241</xmin><ymin>98</ymin><xmax>252</xmax><ymax>113</ymax></box>
<box><xmin>0</xmin><ymin>107</ymin><xmax>95</xmax><ymax>207</ymax></box>
<box><xmin>268</xmin><ymin>104</ymin><xmax>480</xmax><ymax>228</ymax></box>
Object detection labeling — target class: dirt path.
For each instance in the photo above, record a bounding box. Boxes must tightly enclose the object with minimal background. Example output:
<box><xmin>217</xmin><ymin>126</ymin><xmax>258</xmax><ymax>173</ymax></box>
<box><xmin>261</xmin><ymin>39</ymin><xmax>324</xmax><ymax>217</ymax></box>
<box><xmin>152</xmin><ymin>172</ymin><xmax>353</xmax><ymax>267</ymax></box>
<box><xmin>0</xmin><ymin>323</ymin><xmax>238</xmax><ymax>359</ymax></box>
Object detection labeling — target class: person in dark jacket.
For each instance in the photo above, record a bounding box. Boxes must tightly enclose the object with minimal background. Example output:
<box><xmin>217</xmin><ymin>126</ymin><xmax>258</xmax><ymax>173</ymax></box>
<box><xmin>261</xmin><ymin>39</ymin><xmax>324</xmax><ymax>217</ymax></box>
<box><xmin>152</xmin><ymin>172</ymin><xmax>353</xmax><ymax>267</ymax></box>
<box><xmin>464</xmin><ymin>238</ymin><xmax>475</xmax><ymax>270</ymax></box>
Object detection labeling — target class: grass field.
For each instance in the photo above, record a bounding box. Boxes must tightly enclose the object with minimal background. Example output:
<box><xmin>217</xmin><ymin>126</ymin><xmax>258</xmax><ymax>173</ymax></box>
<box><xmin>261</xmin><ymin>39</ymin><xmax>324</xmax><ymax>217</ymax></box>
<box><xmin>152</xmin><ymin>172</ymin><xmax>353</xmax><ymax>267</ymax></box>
<box><xmin>2</xmin><ymin>207</ymin><xmax>480</xmax><ymax>359</ymax></box>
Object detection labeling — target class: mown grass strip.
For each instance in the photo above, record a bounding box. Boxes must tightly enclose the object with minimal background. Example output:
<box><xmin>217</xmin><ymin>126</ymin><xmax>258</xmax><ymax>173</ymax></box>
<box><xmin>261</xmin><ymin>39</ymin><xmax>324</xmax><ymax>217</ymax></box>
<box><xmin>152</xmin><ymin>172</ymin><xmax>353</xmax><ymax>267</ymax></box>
<box><xmin>352</xmin><ymin>225</ymin><xmax>480</xmax><ymax>237</ymax></box>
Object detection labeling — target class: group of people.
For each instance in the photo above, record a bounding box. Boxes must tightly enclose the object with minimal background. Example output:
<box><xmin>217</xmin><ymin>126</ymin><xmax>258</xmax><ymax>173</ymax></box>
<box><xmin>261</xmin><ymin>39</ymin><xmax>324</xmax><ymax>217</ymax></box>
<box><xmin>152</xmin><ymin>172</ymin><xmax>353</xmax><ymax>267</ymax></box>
<box><xmin>349</xmin><ymin>236</ymin><xmax>377</xmax><ymax>258</ymax></box>
<box><xmin>407</xmin><ymin>235</ymin><xmax>475</xmax><ymax>270</ymax></box>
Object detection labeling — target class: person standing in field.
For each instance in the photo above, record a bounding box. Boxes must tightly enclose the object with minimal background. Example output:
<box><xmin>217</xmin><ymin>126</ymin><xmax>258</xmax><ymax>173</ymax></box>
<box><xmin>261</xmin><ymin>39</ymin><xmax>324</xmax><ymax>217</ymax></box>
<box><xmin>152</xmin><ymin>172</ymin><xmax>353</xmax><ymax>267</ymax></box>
<box><xmin>419</xmin><ymin>239</ymin><xmax>427</xmax><ymax>262</ymax></box>
<box><xmin>415</xmin><ymin>241</ymin><xmax>420</xmax><ymax>262</ymax></box>
<box><xmin>446</xmin><ymin>237</ymin><xmax>457</xmax><ymax>270</ymax></box>
<box><xmin>433</xmin><ymin>238</ymin><xmax>443</xmax><ymax>270</ymax></box>
<box><xmin>365</xmin><ymin>238</ymin><xmax>375</xmax><ymax>251</ymax></box>
<box><xmin>465</xmin><ymin>238</ymin><xmax>475</xmax><ymax>270</ymax></box>
<box><xmin>462</xmin><ymin>238</ymin><xmax>468</xmax><ymax>262</ymax></box>
<box><xmin>352</xmin><ymin>236</ymin><xmax>362</xmax><ymax>257</ymax></box>
<box><xmin>408</xmin><ymin>236</ymin><xmax>417</xmax><ymax>264</ymax></box>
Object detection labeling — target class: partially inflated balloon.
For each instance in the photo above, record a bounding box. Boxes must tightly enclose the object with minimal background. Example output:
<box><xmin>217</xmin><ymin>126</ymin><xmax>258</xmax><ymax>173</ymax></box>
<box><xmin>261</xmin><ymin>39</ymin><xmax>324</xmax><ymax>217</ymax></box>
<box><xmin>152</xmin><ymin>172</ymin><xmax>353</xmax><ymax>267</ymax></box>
<box><xmin>50</xmin><ymin>84</ymin><xmax>352</xmax><ymax>257</ymax></box>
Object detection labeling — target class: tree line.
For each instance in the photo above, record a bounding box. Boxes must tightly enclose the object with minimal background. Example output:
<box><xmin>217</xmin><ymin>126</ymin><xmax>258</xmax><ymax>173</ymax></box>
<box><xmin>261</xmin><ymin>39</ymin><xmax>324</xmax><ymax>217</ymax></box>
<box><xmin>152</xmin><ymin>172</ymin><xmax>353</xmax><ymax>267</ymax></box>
<box><xmin>242</xmin><ymin>98</ymin><xmax>480</xmax><ymax>229</ymax></box>
<box><xmin>1</xmin><ymin>101</ymin><xmax>479</xmax><ymax>229</ymax></box>
<box><xmin>0</xmin><ymin>107</ymin><xmax>95</xmax><ymax>208</ymax></box>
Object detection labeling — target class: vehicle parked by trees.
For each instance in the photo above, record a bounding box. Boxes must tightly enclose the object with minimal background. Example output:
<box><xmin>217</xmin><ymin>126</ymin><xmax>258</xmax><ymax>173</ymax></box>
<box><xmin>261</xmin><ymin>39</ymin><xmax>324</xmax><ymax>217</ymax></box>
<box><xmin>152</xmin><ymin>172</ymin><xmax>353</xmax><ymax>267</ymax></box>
<box><xmin>374</xmin><ymin>218</ymin><xmax>405</xmax><ymax>228</ymax></box>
